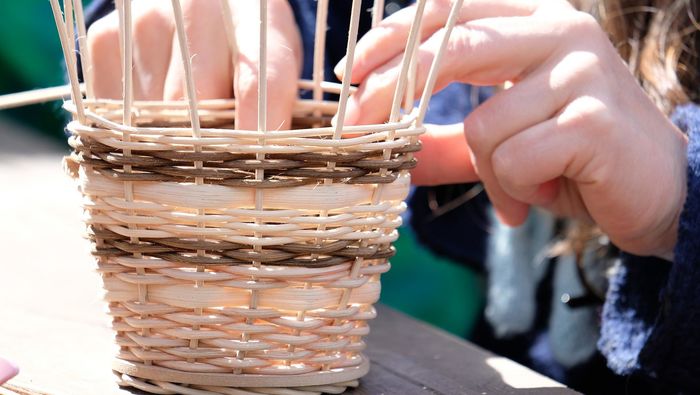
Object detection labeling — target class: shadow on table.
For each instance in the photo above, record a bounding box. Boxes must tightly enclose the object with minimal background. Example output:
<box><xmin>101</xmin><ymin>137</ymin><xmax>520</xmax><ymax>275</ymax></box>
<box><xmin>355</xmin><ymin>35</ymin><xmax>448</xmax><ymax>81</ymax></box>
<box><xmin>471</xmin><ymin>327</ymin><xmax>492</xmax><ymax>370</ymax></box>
<box><xmin>117</xmin><ymin>306</ymin><xmax>577</xmax><ymax>395</ymax></box>
<box><xmin>352</xmin><ymin>305</ymin><xmax>579</xmax><ymax>395</ymax></box>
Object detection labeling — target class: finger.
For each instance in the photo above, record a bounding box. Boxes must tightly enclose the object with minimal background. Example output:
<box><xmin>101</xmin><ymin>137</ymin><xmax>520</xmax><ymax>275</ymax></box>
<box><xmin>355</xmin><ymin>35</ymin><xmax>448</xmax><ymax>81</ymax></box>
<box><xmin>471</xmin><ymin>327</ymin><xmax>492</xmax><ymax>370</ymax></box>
<box><xmin>232</xmin><ymin>0</ymin><xmax>301</xmax><ymax>130</ymax></box>
<box><xmin>466</xmin><ymin>119</ymin><xmax>530</xmax><ymax>227</ymax></box>
<box><xmin>131</xmin><ymin>1</ymin><xmax>173</xmax><ymax>100</ymax></box>
<box><xmin>344</xmin><ymin>16</ymin><xmax>564</xmax><ymax>125</ymax></box>
<box><xmin>411</xmin><ymin>123</ymin><xmax>479</xmax><ymax>186</ymax></box>
<box><xmin>490</xmin><ymin>98</ymin><xmax>601</xmax><ymax>213</ymax></box>
<box><xmin>164</xmin><ymin>0</ymin><xmax>232</xmax><ymax>101</ymax></box>
<box><xmin>464</xmin><ymin>61</ymin><xmax>578</xmax><ymax>171</ymax></box>
<box><xmin>336</xmin><ymin>0</ymin><xmax>540</xmax><ymax>83</ymax></box>
<box><xmin>87</xmin><ymin>10</ymin><xmax>122</xmax><ymax>99</ymax></box>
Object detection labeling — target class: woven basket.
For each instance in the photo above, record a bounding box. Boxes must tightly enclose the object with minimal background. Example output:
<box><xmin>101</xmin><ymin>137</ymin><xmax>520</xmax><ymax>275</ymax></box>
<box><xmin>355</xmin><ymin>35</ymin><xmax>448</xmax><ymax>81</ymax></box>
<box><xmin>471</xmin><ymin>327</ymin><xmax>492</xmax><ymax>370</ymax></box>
<box><xmin>50</xmin><ymin>0</ymin><xmax>462</xmax><ymax>393</ymax></box>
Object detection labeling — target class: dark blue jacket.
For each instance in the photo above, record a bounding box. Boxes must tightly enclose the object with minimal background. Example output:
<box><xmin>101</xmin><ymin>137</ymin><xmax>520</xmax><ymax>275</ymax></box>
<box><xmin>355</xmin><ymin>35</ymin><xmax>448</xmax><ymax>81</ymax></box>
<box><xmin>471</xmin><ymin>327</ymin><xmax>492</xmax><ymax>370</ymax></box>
<box><xmin>598</xmin><ymin>104</ymin><xmax>700</xmax><ymax>391</ymax></box>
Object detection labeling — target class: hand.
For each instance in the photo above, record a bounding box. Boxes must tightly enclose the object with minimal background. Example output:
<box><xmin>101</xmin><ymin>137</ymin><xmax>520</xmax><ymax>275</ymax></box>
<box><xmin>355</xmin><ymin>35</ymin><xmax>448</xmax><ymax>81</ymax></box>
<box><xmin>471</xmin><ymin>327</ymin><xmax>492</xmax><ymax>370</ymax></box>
<box><xmin>0</xmin><ymin>356</ymin><xmax>18</xmax><ymax>385</ymax></box>
<box><xmin>338</xmin><ymin>0</ymin><xmax>689</xmax><ymax>258</ymax></box>
<box><xmin>87</xmin><ymin>0</ymin><xmax>302</xmax><ymax>130</ymax></box>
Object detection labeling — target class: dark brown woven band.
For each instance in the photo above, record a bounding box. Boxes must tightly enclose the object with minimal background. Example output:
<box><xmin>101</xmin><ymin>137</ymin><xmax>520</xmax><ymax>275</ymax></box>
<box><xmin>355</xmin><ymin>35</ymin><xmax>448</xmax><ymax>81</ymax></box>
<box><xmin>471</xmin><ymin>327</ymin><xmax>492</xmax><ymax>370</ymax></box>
<box><xmin>90</xmin><ymin>227</ymin><xmax>395</xmax><ymax>267</ymax></box>
<box><xmin>70</xmin><ymin>137</ymin><xmax>419</xmax><ymax>188</ymax></box>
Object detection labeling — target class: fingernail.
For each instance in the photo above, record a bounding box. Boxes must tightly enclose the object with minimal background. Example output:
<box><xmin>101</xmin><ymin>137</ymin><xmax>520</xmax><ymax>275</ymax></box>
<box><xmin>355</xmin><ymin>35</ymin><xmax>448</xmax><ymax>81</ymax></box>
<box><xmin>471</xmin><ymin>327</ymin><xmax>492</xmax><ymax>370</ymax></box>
<box><xmin>0</xmin><ymin>357</ymin><xmax>19</xmax><ymax>384</ymax></box>
<box><xmin>334</xmin><ymin>58</ymin><xmax>346</xmax><ymax>80</ymax></box>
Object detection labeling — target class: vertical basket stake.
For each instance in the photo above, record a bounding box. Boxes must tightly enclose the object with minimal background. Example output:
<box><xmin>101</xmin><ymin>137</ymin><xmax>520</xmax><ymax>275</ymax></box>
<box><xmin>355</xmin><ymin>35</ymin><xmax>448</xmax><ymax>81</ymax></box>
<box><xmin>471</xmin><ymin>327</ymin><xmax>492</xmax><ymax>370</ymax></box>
<box><xmin>117</xmin><ymin>0</ymin><xmax>155</xmax><ymax>365</ymax></box>
<box><xmin>117</xmin><ymin>0</ymin><xmax>134</xmax><ymax>129</ymax></box>
<box><xmin>287</xmin><ymin>0</ymin><xmax>332</xmax><ymax>367</ymax></box>
<box><xmin>312</xmin><ymin>0</ymin><xmax>329</xmax><ymax>127</ymax></box>
<box><xmin>73</xmin><ymin>0</ymin><xmax>93</xmax><ymax>100</ymax></box>
<box><xmin>325</xmin><ymin>0</ymin><xmax>363</xmax><ymax>371</ymax></box>
<box><xmin>170</xmin><ymin>0</ymin><xmax>201</xmax><ymax>137</ymax></box>
<box><xmin>331</xmin><ymin>0</ymin><xmax>362</xmax><ymax>141</ymax></box>
<box><xmin>49</xmin><ymin>0</ymin><xmax>85</xmax><ymax>123</ymax></box>
<box><xmin>388</xmin><ymin>0</ymin><xmax>427</xmax><ymax>124</ymax></box>
<box><xmin>219</xmin><ymin>0</ymin><xmax>239</xmax><ymax>129</ymax></box>
<box><xmin>371</xmin><ymin>0</ymin><xmax>385</xmax><ymax>28</ymax></box>
<box><xmin>404</xmin><ymin>30</ymin><xmax>421</xmax><ymax>113</ymax></box>
<box><xmin>416</xmin><ymin>0</ymin><xmax>464</xmax><ymax>128</ymax></box>
<box><xmin>170</xmin><ymin>0</ymin><xmax>208</xmax><ymax>362</ymax></box>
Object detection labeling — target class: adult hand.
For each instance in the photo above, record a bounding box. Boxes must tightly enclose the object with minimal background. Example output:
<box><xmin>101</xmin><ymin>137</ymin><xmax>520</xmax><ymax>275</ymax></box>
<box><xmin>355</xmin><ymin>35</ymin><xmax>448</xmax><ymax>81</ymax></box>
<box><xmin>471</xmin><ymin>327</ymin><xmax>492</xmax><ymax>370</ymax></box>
<box><xmin>337</xmin><ymin>0</ymin><xmax>689</xmax><ymax>258</ymax></box>
<box><xmin>87</xmin><ymin>0</ymin><xmax>302</xmax><ymax>130</ymax></box>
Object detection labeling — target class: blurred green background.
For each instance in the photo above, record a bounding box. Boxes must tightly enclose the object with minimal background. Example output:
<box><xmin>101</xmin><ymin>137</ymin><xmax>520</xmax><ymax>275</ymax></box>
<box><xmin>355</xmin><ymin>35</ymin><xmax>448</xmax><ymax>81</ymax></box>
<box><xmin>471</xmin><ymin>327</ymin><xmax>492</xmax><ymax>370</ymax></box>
<box><xmin>0</xmin><ymin>1</ymin><xmax>484</xmax><ymax>338</ymax></box>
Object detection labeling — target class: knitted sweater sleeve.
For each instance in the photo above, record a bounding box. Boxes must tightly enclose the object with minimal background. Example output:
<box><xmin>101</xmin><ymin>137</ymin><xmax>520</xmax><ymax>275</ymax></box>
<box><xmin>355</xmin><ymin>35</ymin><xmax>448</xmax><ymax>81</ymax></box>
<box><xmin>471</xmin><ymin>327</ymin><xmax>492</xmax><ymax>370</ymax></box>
<box><xmin>599</xmin><ymin>103</ymin><xmax>700</xmax><ymax>390</ymax></box>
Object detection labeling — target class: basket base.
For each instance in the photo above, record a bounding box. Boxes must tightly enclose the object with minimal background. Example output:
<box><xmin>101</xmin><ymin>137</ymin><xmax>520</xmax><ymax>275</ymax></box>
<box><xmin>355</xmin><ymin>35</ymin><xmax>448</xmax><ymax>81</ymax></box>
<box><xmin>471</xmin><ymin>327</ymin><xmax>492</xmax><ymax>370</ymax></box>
<box><xmin>113</xmin><ymin>357</ymin><xmax>369</xmax><ymax>394</ymax></box>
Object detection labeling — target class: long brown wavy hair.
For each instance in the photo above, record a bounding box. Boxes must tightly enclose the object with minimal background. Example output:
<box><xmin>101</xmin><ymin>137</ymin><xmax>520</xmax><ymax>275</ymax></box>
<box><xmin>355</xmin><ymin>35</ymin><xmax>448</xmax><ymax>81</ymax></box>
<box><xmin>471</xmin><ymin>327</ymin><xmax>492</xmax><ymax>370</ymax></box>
<box><xmin>579</xmin><ymin>0</ymin><xmax>699</xmax><ymax>112</ymax></box>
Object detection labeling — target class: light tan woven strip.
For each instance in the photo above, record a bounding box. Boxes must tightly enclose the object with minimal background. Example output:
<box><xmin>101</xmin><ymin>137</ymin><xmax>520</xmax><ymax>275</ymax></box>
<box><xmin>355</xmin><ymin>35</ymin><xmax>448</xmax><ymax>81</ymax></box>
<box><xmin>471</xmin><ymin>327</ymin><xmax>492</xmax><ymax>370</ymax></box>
<box><xmin>49</xmin><ymin>0</ymin><xmax>86</xmax><ymax>123</ymax></box>
<box><xmin>416</xmin><ymin>0</ymin><xmax>464</xmax><ymax>127</ymax></box>
<box><xmin>64</xmin><ymin>102</ymin><xmax>417</xmax><ymax>139</ymax></box>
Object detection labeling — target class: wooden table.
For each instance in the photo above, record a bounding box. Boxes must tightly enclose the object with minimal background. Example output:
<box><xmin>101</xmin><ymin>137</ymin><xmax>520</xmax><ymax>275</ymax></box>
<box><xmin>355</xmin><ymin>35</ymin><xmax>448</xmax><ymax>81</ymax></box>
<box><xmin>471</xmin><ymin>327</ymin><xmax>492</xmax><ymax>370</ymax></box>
<box><xmin>0</xmin><ymin>121</ymin><xmax>577</xmax><ymax>395</ymax></box>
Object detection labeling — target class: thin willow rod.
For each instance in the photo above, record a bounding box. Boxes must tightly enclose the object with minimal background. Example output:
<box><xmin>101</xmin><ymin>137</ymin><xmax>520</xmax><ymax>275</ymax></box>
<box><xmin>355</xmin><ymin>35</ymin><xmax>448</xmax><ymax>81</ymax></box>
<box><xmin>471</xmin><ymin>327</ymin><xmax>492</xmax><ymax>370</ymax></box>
<box><xmin>404</xmin><ymin>27</ymin><xmax>421</xmax><ymax>113</ymax></box>
<box><xmin>256</xmin><ymin>0</ymin><xmax>268</xmax><ymax>197</ymax></box>
<box><xmin>0</xmin><ymin>83</ymin><xmax>84</xmax><ymax>110</ymax></box>
<box><xmin>169</xmin><ymin>3</ymin><xmax>207</xmax><ymax>352</ymax></box>
<box><xmin>0</xmin><ymin>79</ymin><xmax>356</xmax><ymax>110</ymax></box>
<box><xmin>416</xmin><ymin>0</ymin><xmax>464</xmax><ymax>127</ymax></box>
<box><xmin>219</xmin><ymin>0</ymin><xmax>239</xmax><ymax>129</ymax></box>
<box><xmin>73</xmin><ymin>0</ymin><xmax>93</xmax><ymax>99</ymax></box>
<box><xmin>49</xmin><ymin>0</ymin><xmax>85</xmax><ymax>123</ymax></box>
<box><xmin>170</xmin><ymin>0</ymin><xmax>202</xmax><ymax>138</ymax></box>
<box><xmin>388</xmin><ymin>0</ymin><xmax>427</xmax><ymax>123</ymax></box>
<box><xmin>331</xmin><ymin>0</ymin><xmax>363</xmax><ymax>140</ymax></box>
<box><xmin>312</xmin><ymin>0</ymin><xmax>329</xmax><ymax>106</ymax></box>
<box><xmin>63</xmin><ymin>0</ymin><xmax>80</xmax><ymax>105</ymax></box>
<box><xmin>372</xmin><ymin>0</ymin><xmax>385</xmax><ymax>28</ymax></box>
<box><xmin>62</xmin><ymin>101</ymin><xmax>417</xmax><ymax>138</ymax></box>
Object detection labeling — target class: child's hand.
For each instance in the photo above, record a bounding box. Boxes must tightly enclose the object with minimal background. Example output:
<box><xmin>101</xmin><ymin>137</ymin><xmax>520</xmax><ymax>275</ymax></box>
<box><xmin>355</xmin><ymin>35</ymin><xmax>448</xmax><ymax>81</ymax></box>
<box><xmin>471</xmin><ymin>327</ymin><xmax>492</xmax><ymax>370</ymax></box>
<box><xmin>0</xmin><ymin>356</ymin><xmax>18</xmax><ymax>384</ymax></box>
<box><xmin>87</xmin><ymin>0</ymin><xmax>302</xmax><ymax>130</ymax></box>
<box><xmin>337</xmin><ymin>0</ymin><xmax>688</xmax><ymax>258</ymax></box>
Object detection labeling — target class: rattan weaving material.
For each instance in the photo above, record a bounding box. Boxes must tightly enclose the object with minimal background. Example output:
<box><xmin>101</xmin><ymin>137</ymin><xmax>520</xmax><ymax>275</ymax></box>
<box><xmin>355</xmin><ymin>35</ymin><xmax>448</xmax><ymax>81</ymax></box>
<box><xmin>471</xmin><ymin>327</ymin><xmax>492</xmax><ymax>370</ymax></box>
<box><xmin>45</xmin><ymin>0</ymin><xmax>465</xmax><ymax>393</ymax></box>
